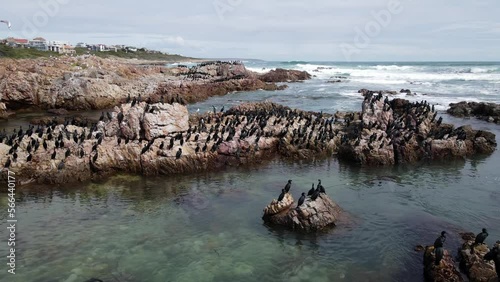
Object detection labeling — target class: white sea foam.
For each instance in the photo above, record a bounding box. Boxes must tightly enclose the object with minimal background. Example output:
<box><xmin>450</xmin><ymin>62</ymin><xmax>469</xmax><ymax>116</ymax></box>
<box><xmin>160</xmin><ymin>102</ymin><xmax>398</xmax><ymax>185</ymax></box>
<box><xmin>246</xmin><ymin>67</ymin><xmax>272</xmax><ymax>74</ymax></box>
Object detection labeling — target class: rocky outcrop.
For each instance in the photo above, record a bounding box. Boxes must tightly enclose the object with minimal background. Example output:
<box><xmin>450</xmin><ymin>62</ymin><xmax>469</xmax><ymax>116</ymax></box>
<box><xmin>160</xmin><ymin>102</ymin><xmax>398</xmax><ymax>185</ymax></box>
<box><xmin>0</xmin><ymin>57</ymin><xmax>300</xmax><ymax>116</ymax></box>
<box><xmin>423</xmin><ymin>246</ymin><xmax>463</xmax><ymax>282</ymax></box>
<box><xmin>459</xmin><ymin>232</ymin><xmax>498</xmax><ymax>282</ymax></box>
<box><xmin>338</xmin><ymin>91</ymin><xmax>497</xmax><ymax>166</ymax></box>
<box><xmin>0</xmin><ymin>96</ymin><xmax>496</xmax><ymax>185</ymax></box>
<box><xmin>358</xmin><ymin>89</ymin><xmax>399</xmax><ymax>96</ymax></box>
<box><xmin>262</xmin><ymin>193</ymin><xmax>294</xmax><ymax>216</ymax></box>
<box><xmin>258</xmin><ymin>68</ymin><xmax>311</xmax><ymax>83</ymax></box>
<box><xmin>103</xmin><ymin>102</ymin><xmax>189</xmax><ymax>140</ymax></box>
<box><xmin>262</xmin><ymin>193</ymin><xmax>342</xmax><ymax>232</ymax></box>
<box><xmin>188</xmin><ymin>61</ymin><xmax>251</xmax><ymax>79</ymax></box>
<box><xmin>448</xmin><ymin>101</ymin><xmax>500</xmax><ymax>124</ymax></box>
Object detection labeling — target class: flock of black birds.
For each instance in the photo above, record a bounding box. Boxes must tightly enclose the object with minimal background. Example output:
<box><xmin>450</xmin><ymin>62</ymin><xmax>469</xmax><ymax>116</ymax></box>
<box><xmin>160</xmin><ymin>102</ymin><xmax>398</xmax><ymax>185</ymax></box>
<box><xmin>1</xmin><ymin>89</ymin><xmax>457</xmax><ymax>179</ymax></box>
<box><xmin>276</xmin><ymin>179</ymin><xmax>327</xmax><ymax>208</ymax></box>
<box><xmin>337</xmin><ymin>91</ymin><xmax>463</xmax><ymax>161</ymax></box>
<box><xmin>183</xmin><ymin>61</ymin><xmax>246</xmax><ymax>81</ymax></box>
<box><xmin>125</xmin><ymin>92</ymin><xmax>187</xmax><ymax>107</ymax></box>
<box><xmin>0</xmin><ymin>121</ymin><xmax>94</xmax><ymax>172</ymax></box>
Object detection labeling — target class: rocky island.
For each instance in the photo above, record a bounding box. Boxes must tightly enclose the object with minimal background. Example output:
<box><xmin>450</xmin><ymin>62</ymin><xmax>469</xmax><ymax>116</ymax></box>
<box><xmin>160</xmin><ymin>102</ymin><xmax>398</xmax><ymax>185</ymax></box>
<box><xmin>447</xmin><ymin>101</ymin><xmax>500</xmax><ymax>124</ymax></box>
<box><xmin>0</xmin><ymin>85</ymin><xmax>496</xmax><ymax>185</ymax></box>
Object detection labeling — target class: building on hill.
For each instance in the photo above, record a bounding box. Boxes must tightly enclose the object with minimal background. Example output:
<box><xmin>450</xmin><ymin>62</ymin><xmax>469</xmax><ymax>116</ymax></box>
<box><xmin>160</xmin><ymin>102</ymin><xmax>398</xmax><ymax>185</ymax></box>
<box><xmin>91</xmin><ymin>44</ymin><xmax>106</xmax><ymax>52</ymax></box>
<box><xmin>48</xmin><ymin>41</ymin><xmax>75</xmax><ymax>55</ymax></box>
<box><xmin>76</xmin><ymin>42</ymin><xmax>88</xmax><ymax>48</ymax></box>
<box><xmin>29</xmin><ymin>37</ymin><xmax>48</xmax><ymax>51</ymax></box>
<box><xmin>5</xmin><ymin>37</ymin><xmax>29</xmax><ymax>48</ymax></box>
<box><xmin>126</xmin><ymin>46</ymin><xmax>137</xmax><ymax>52</ymax></box>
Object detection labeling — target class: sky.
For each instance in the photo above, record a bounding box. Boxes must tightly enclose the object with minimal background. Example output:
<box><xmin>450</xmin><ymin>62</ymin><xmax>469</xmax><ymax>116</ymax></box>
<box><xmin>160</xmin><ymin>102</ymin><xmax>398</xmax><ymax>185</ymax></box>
<box><xmin>2</xmin><ymin>0</ymin><xmax>500</xmax><ymax>61</ymax></box>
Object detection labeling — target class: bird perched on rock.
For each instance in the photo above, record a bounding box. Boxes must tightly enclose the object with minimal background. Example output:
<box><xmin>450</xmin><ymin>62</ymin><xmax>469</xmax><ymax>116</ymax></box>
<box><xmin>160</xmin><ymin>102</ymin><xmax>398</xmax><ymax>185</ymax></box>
<box><xmin>176</xmin><ymin>148</ymin><xmax>182</xmax><ymax>159</ymax></box>
<box><xmin>307</xmin><ymin>184</ymin><xmax>315</xmax><ymax>196</ymax></box>
<box><xmin>297</xmin><ymin>192</ymin><xmax>306</xmax><ymax>208</ymax></box>
<box><xmin>4</xmin><ymin>157</ymin><xmax>11</xmax><ymax>169</ymax></box>
<box><xmin>57</xmin><ymin>160</ymin><xmax>65</xmax><ymax>170</ymax></box>
<box><xmin>317</xmin><ymin>179</ymin><xmax>325</xmax><ymax>193</ymax></box>
<box><xmin>471</xmin><ymin>228</ymin><xmax>488</xmax><ymax>254</ymax></box>
<box><xmin>433</xmin><ymin>231</ymin><xmax>447</xmax><ymax>266</ymax></box>
<box><xmin>284</xmin><ymin>180</ymin><xmax>292</xmax><ymax>193</ymax></box>
<box><xmin>277</xmin><ymin>189</ymin><xmax>286</xmax><ymax>202</ymax></box>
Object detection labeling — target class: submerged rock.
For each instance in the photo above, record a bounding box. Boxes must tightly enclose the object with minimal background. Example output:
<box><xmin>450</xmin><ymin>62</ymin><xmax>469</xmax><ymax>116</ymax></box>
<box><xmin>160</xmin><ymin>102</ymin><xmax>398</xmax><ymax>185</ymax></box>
<box><xmin>262</xmin><ymin>193</ymin><xmax>342</xmax><ymax>232</ymax></box>
<box><xmin>423</xmin><ymin>246</ymin><xmax>463</xmax><ymax>282</ymax></box>
<box><xmin>459</xmin><ymin>232</ymin><xmax>498</xmax><ymax>282</ymax></box>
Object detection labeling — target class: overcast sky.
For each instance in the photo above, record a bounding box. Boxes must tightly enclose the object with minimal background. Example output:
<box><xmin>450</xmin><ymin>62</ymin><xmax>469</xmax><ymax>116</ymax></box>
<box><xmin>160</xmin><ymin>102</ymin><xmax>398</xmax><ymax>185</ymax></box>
<box><xmin>2</xmin><ymin>0</ymin><xmax>499</xmax><ymax>61</ymax></box>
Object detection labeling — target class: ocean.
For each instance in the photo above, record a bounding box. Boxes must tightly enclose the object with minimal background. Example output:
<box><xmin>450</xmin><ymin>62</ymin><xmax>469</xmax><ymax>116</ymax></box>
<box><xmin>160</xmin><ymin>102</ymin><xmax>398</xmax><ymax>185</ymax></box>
<box><xmin>189</xmin><ymin>61</ymin><xmax>500</xmax><ymax>114</ymax></box>
<box><xmin>1</xmin><ymin>61</ymin><xmax>499</xmax><ymax>282</ymax></box>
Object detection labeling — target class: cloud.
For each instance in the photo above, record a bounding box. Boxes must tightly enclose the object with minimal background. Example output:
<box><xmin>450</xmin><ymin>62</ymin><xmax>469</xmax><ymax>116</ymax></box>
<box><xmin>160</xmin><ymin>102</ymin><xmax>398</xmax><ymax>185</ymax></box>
<box><xmin>1</xmin><ymin>0</ymin><xmax>499</xmax><ymax>60</ymax></box>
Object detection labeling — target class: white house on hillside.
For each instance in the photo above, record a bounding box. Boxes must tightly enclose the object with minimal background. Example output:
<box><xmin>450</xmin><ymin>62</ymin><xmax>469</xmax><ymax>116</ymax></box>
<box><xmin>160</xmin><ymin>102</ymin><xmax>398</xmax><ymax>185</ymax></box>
<box><xmin>76</xmin><ymin>42</ymin><xmax>88</xmax><ymax>48</ymax></box>
<box><xmin>48</xmin><ymin>40</ymin><xmax>75</xmax><ymax>54</ymax></box>
<box><xmin>29</xmin><ymin>37</ymin><xmax>48</xmax><ymax>51</ymax></box>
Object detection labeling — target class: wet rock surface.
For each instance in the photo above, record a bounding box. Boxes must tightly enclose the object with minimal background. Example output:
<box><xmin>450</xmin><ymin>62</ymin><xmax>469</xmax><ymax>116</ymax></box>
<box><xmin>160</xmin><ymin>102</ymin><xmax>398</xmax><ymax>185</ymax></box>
<box><xmin>448</xmin><ymin>101</ymin><xmax>500</xmax><ymax>124</ymax></box>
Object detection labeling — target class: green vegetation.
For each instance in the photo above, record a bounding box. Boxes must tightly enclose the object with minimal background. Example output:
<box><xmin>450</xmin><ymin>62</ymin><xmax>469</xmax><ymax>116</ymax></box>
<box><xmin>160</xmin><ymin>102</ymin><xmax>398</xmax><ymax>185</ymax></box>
<box><xmin>0</xmin><ymin>44</ymin><xmax>196</xmax><ymax>61</ymax></box>
<box><xmin>74</xmin><ymin>47</ymin><xmax>196</xmax><ymax>62</ymax></box>
<box><xmin>0</xmin><ymin>45</ymin><xmax>60</xmax><ymax>59</ymax></box>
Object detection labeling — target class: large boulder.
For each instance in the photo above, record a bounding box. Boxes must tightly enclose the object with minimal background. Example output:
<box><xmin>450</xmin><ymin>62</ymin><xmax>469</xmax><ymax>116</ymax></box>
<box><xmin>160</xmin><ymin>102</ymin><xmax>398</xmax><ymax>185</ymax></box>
<box><xmin>423</xmin><ymin>246</ymin><xmax>463</xmax><ymax>282</ymax></box>
<box><xmin>143</xmin><ymin>103</ymin><xmax>189</xmax><ymax>139</ymax></box>
<box><xmin>262</xmin><ymin>193</ymin><xmax>342</xmax><ymax>232</ymax></box>
<box><xmin>459</xmin><ymin>232</ymin><xmax>498</xmax><ymax>282</ymax></box>
<box><xmin>191</xmin><ymin>61</ymin><xmax>251</xmax><ymax>78</ymax></box>
<box><xmin>258</xmin><ymin>68</ymin><xmax>311</xmax><ymax>83</ymax></box>
<box><xmin>448</xmin><ymin>101</ymin><xmax>500</xmax><ymax>124</ymax></box>
<box><xmin>104</xmin><ymin>102</ymin><xmax>189</xmax><ymax>140</ymax></box>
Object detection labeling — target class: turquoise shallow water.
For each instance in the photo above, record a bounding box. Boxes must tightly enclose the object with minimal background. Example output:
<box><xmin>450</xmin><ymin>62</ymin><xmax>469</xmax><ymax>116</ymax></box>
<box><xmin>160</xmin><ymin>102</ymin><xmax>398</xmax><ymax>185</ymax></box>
<box><xmin>1</xmin><ymin>62</ymin><xmax>500</xmax><ymax>281</ymax></box>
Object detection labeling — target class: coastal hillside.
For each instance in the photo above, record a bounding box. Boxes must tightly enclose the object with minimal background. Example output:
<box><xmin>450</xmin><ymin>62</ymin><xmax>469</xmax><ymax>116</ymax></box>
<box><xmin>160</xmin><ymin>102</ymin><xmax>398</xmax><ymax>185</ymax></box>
<box><xmin>0</xmin><ymin>44</ymin><xmax>195</xmax><ymax>61</ymax></box>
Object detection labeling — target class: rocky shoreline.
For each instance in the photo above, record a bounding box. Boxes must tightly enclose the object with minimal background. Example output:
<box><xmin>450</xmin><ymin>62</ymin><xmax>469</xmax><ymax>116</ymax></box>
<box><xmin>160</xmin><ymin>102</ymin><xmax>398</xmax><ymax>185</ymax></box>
<box><xmin>0</xmin><ymin>57</ymin><xmax>309</xmax><ymax>118</ymax></box>
<box><xmin>0</xmin><ymin>90</ymin><xmax>496</xmax><ymax>185</ymax></box>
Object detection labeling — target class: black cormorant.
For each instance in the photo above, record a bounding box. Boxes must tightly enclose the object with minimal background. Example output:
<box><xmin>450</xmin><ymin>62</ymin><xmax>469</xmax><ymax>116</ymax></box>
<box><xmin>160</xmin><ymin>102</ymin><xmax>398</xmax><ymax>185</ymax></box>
<box><xmin>297</xmin><ymin>192</ymin><xmax>306</xmax><ymax>207</ymax></box>
<box><xmin>57</xmin><ymin>160</ymin><xmax>65</xmax><ymax>170</ymax></box>
<box><xmin>277</xmin><ymin>189</ymin><xmax>286</xmax><ymax>202</ymax></box>
<box><xmin>284</xmin><ymin>180</ymin><xmax>292</xmax><ymax>193</ymax></box>
<box><xmin>307</xmin><ymin>184</ymin><xmax>315</xmax><ymax>196</ymax></box>
<box><xmin>317</xmin><ymin>179</ymin><xmax>325</xmax><ymax>193</ymax></box>
<box><xmin>471</xmin><ymin>228</ymin><xmax>489</xmax><ymax>253</ymax></box>
<box><xmin>176</xmin><ymin>148</ymin><xmax>182</xmax><ymax>159</ymax></box>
